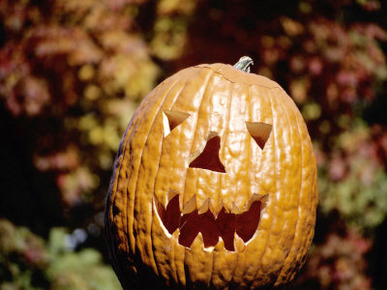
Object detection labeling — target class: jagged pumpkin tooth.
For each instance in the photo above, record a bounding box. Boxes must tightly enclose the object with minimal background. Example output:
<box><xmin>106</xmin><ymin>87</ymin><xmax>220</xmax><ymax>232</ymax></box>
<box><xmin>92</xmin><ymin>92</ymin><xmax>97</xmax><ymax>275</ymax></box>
<box><xmin>167</xmin><ymin>188</ymin><xmax>180</xmax><ymax>202</ymax></box>
<box><xmin>215</xmin><ymin>236</ymin><xmax>225</xmax><ymax>251</ymax></box>
<box><xmin>231</xmin><ymin>202</ymin><xmax>240</xmax><ymax>214</ymax></box>
<box><xmin>203</xmin><ymin>241</ymin><xmax>217</xmax><ymax>253</ymax></box>
<box><xmin>246</xmin><ymin>193</ymin><xmax>264</xmax><ymax>209</ymax></box>
<box><xmin>260</xmin><ymin>193</ymin><xmax>269</xmax><ymax>206</ymax></box>
<box><xmin>214</xmin><ymin>200</ymin><xmax>225</xmax><ymax>217</ymax></box>
<box><xmin>234</xmin><ymin>233</ymin><xmax>246</xmax><ymax>253</ymax></box>
<box><xmin>182</xmin><ymin>195</ymin><xmax>196</xmax><ymax>214</ymax></box>
<box><xmin>198</xmin><ymin>198</ymin><xmax>213</xmax><ymax>215</ymax></box>
<box><xmin>184</xmin><ymin>233</ymin><xmax>213</xmax><ymax>286</ymax></box>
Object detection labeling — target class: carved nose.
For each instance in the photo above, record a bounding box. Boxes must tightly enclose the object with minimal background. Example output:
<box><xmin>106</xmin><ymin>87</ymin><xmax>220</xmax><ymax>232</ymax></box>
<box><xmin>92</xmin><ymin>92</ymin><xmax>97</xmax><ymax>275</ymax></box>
<box><xmin>188</xmin><ymin>133</ymin><xmax>226</xmax><ymax>173</ymax></box>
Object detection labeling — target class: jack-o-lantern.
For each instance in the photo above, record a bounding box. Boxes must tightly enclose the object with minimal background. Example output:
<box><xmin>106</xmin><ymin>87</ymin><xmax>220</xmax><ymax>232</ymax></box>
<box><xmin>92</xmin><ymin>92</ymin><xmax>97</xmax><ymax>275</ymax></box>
<box><xmin>105</xmin><ymin>57</ymin><xmax>318</xmax><ymax>289</ymax></box>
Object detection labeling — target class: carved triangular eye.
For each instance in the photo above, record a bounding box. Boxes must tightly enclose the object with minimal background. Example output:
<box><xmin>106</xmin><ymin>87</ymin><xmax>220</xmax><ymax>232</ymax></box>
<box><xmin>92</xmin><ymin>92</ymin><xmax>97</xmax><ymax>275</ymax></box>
<box><xmin>163</xmin><ymin>110</ymin><xmax>190</xmax><ymax>137</ymax></box>
<box><xmin>246</xmin><ymin>122</ymin><xmax>272</xmax><ymax>150</ymax></box>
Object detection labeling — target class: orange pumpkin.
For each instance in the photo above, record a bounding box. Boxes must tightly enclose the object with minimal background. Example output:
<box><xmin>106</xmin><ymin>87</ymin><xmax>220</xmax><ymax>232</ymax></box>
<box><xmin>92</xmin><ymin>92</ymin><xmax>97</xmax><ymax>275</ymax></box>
<box><xmin>105</xmin><ymin>57</ymin><xmax>318</xmax><ymax>289</ymax></box>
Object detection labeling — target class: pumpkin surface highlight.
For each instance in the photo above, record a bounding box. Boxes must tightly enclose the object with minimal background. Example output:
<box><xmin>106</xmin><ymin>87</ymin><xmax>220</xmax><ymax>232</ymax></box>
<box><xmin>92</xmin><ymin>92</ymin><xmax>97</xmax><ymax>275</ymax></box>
<box><xmin>105</xmin><ymin>57</ymin><xmax>318</xmax><ymax>289</ymax></box>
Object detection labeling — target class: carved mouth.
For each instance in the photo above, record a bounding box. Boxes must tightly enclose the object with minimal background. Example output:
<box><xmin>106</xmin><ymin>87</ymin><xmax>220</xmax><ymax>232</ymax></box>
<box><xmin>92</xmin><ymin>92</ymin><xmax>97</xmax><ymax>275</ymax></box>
<box><xmin>154</xmin><ymin>191</ymin><xmax>266</xmax><ymax>251</ymax></box>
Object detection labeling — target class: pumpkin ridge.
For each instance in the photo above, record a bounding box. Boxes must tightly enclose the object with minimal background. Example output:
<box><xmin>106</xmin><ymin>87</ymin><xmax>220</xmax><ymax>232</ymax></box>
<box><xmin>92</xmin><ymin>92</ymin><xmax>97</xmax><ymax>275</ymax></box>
<box><xmin>107</xmin><ymin>83</ymin><xmax>164</xmax><ymax>284</ymax></box>
<box><xmin>132</xmin><ymin>103</ymin><xmax>167</xmax><ymax>277</ymax></box>
<box><xmin>131</xmin><ymin>71</ymin><xmax>191</xmax><ymax>277</ymax></box>
<box><xmin>153</xmin><ymin>74</ymin><xmax>197</xmax><ymax>204</ymax></box>
<box><xmin>171</xmin><ymin>67</ymin><xmax>215</xmax><ymax>283</ymax></box>
<box><xmin>286</xmin><ymin>112</ymin><xmax>310</xmax><ymax>283</ymax></box>
<box><xmin>128</xmin><ymin>70</ymin><xmax>192</xmax><ymax>259</ymax></box>
<box><xmin>252</xmin><ymin>84</ymin><xmax>278</xmax><ymax>285</ymax></box>
<box><xmin>232</xmin><ymin>85</ymin><xmax>259</xmax><ymax>285</ymax></box>
<box><xmin>267</xmin><ymin>85</ymin><xmax>289</xmax><ymax>280</ymax></box>
<box><xmin>246</xmin><ymin>85</ymin><xmax>254</xmax><ymax>217</ymax></box>
<box><xmin>182</xmin><ymin>68</ymin><xmax>218</xmax><ymax>286</ymax></box>
<box><xmin>153</xmin><ymin>67</ymin><xmax>207</xmax><ymax>214</ymax></box>
<box><xmin>210</xmin><ymin>78</ymin><xmax>235</xmax><ymax>288</ymax></box>
<box><xmin>230</xmin><ymin>81</ymin><xmax>254</xmax><ymax>286</ymax></box>
<box><xmin>180</xmin><ymin>68</ymin><xmax>215</xmax><ymax>213</ymax></box>
<box><xmin>127</xmin><ymin>86</ymin><xmax>167</xmax><ymax>255</ymax></box>
<box><xmin>241</xmin><ymin>83</ymin><xmax>252</xmax><ymax>212</ymax></box>
<box><xmin>295</xmin><ymin>105</ymin><xmax>318</xmax><ymax>280</ymax></box>
<box><xmin>283</xmin><ymin>88</ymin><xmax>305</xmax><ymax>282</ymax></box>
<box><xmin>270</xmin><ymin>86</ymin><xmax>302</xmax><ymax>282</ymax></box>
<box><xmin>274</xmin><ymin>89</ymin><xmax>314</xmax><ymax>285</ymax></box>
<box><xmin>220</xmin><ymin>78</ymin><xmax>238</xmax><ymax>286</ymax></box>
<box><xmin>220</xmin><ymin>80</ymin><xmax>234</xmax><ymax>210</ymax></box>
<box><xmin>271</xmin><ymin>88</ymin><xmax>303</xmax><ymax>287</ymax></box>
<box><xmin>216</xmin><ymin>79</ymin><xmax>233</xmax><ymax>217</ymax></box>
<box><xmin>151</xmin><ymin>75</ymin><xmax>194</xmax><ymax>281</ymax></box>
<box><xmin>239</xmin><ymin>84</ymin><xmax>256</xmax><ymax>287</ymax></box>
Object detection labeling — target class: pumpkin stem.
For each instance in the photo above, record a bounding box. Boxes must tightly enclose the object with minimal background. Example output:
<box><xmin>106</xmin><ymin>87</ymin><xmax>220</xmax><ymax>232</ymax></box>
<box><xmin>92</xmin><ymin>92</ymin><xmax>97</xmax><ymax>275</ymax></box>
<box><xmin>233</xmin><ymin>56</ymin><xmax>254</xmax><ymax>73</ymax></box>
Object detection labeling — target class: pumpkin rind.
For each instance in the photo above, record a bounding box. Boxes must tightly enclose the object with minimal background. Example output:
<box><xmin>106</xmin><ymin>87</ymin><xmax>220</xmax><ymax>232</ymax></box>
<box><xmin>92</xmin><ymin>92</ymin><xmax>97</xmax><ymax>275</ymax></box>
<box><xmin>105</xmin><ymin>61</ymin><xmax>318</xmax><ymax>289</ymax></box>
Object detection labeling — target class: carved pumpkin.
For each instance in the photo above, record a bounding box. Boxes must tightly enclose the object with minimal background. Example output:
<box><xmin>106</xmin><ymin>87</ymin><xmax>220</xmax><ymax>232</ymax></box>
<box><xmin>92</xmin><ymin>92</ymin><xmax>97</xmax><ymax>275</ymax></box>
<box><xmin>105</xmin><ymin>57</ymin><xmax>318</xmax><ymax>289</ymax></box>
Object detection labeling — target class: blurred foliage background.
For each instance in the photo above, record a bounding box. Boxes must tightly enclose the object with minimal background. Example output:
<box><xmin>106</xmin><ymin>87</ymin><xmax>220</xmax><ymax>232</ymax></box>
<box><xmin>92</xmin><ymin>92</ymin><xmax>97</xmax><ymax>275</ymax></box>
<box><xmin>0</xmin><ymin>0</ymin><xmax>386</xmax><ymax>289</ymax></box>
